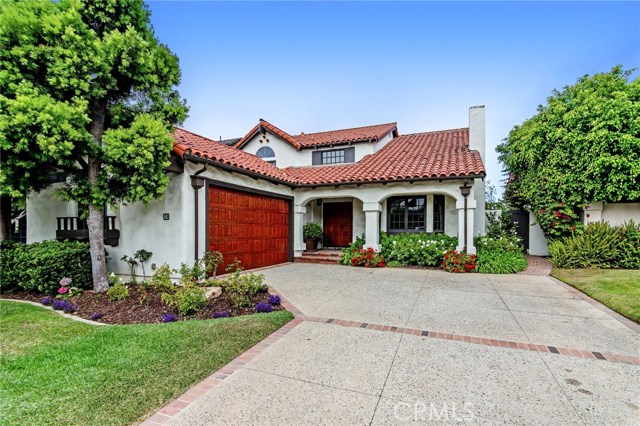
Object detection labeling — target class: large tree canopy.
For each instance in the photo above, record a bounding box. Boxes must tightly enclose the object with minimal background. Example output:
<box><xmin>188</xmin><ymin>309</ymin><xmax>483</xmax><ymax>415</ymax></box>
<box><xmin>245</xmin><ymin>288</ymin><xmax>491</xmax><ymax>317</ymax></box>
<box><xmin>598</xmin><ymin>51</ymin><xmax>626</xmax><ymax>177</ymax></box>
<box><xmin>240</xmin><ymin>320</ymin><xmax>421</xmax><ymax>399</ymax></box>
<box><xmin>497</xmin><ymin>66</ymin><xmax>640</xmax><ymax>237</ymax></box>
<box><xmin>0</xmin><ymin>0</ymin><xmax>188</xmax><ymax>290</ymax></box>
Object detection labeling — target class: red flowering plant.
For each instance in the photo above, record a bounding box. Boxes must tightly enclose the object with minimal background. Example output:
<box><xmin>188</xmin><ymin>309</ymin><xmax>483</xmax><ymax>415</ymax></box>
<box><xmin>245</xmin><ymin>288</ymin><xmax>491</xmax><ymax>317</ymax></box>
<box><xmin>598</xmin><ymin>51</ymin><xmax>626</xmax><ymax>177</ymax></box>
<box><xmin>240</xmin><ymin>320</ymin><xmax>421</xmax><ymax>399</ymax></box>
<box><xmin>441</xmin><ymin>250</ymin><xmax>476</xmax><ymax>273</ymax></box>
<box><xmin>349</xmin><ymin>247</ymin><xmax>385</xmax><ymax>268</ymax></box>
<box><xmin>535</xmin><ymin>202</ymin><xmax>582</xmax><ymax>238</ymax></box>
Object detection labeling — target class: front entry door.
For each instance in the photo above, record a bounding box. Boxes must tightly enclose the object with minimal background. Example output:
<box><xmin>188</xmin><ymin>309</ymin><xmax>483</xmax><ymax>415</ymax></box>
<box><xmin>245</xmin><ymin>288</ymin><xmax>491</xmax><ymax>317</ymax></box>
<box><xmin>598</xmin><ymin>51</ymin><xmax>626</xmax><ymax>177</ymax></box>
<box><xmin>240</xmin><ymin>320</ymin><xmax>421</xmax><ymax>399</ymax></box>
<box><xmin>323</xmin><ymin>202</ymin><xmax>353</xmax><ymax>247</ymax></box>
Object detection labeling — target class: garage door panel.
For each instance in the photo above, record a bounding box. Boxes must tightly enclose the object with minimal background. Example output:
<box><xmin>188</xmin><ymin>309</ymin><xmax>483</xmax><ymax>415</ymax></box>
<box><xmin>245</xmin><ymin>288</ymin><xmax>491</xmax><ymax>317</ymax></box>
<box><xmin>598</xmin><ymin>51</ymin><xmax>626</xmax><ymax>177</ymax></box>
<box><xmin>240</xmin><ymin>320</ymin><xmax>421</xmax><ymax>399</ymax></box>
<box><xmin>207</xmin><ymin>185</ymin><xmax>289</xmax><ymax>271</ymax></box>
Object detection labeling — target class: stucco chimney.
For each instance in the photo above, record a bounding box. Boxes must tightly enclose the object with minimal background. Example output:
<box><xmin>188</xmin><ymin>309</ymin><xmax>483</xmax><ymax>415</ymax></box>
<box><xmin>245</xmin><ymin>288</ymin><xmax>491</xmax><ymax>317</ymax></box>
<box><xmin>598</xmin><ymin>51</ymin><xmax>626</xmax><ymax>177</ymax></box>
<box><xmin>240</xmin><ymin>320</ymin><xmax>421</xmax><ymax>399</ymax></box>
<box><xmin>468</xmin><ymin>105</ymin><xmax>485</xmax><ymax>162</ymax></box>
<box><xmin>468</xmin><ymin>105</ymin><xmax>486</xmax><ymax>237</ymax></box>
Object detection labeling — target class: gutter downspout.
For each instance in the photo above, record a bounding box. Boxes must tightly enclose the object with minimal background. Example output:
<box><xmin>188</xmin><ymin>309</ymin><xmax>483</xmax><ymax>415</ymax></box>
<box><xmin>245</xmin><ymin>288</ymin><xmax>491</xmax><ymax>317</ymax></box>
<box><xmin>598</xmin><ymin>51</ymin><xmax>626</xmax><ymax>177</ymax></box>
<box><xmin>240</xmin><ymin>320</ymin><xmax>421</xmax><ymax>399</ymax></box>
<box><xmin>191</xmin><ymin>164</ymin><xmax>208</xmax><ymax>260</ymax></box>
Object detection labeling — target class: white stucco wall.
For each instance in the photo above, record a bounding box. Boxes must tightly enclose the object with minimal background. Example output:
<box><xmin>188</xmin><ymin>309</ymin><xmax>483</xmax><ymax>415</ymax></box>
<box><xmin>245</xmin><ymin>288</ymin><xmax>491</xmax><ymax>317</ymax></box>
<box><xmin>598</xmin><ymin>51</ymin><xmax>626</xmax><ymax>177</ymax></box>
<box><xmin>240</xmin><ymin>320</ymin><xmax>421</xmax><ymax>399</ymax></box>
<box><xmin>106</xmin><ymin>172</ymin><xmax>189</xmax><ymax>276</ymax></box>
<box><xmin>584</xmin><ymin>202</ymin><xmax>640</xmax><ymax>226</ymax></box>
<box><xmin>26</xmin><ymin>184</ymin><xmax>76</xmax><ymax>243</ymax></box>
<box><xmin>239</xmin><ymin>130</ymin><xmax>394</xmax><ymax>168</ymax></box>
<box><xmin>528</xmin><ymin>210</ymin><xmax>549</xmax><ymax>256</ymax></box>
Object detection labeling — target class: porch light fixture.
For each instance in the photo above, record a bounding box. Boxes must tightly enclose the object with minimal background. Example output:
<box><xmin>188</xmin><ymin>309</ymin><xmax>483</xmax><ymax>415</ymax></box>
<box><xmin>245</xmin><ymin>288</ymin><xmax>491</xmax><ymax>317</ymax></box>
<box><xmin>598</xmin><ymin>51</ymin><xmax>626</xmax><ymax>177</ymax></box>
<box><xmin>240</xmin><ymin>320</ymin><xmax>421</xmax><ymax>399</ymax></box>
<box><xmin>460</xmin><ymin>182</ymin><xmax>472</xmax><ymax>252</ymax></box>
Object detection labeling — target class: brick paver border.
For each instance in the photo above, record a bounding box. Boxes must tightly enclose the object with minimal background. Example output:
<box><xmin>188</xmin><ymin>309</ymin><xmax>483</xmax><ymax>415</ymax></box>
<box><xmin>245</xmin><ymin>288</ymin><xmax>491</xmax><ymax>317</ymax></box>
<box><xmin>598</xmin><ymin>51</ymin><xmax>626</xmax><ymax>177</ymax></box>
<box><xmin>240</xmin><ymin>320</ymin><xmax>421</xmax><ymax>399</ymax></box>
<box><xmin>519</xmin><ymin>255</ymin><xmax>552</xmax><ymax>276</ymax></box>
<box><xmin>302</xmin><ymin>316</ymin><xmax>640</xmax><ymax>366</ymax></box>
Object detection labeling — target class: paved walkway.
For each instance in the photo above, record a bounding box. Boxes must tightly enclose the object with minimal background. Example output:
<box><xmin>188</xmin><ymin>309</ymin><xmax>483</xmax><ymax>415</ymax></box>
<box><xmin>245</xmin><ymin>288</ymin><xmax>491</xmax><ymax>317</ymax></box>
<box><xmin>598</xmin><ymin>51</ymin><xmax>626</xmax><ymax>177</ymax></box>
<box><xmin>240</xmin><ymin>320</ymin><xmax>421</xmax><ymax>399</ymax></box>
<box><xmin>145</xmin><ymin>264</ymin><xmax>639</xmax><ymax>426</ymax></box>
<box><xmin>520</xmin><ymin>255</ymin><xmax>552</xmax><ymax>276</ymax></box>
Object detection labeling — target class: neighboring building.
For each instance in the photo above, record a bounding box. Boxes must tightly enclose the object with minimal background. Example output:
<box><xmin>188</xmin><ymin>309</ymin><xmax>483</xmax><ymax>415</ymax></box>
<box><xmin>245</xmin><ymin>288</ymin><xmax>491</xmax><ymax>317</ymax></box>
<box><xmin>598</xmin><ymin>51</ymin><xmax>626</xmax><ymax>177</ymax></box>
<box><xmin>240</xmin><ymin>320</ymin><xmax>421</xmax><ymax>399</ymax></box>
<box><xmin>26</xmin><ymin>106</ymin><xmax>487</xmax><ymax>275</ymax></box>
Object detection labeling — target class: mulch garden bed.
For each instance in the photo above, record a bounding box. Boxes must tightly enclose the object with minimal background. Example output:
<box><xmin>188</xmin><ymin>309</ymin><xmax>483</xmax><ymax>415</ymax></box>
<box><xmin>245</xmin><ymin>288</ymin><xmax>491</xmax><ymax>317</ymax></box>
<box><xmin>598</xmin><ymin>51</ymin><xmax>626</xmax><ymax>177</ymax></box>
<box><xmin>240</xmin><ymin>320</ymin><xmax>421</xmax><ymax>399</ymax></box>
<box><xmin>0</xmin><ymin>285</ymin><xmax>283</xmax><ymax>325</ymax></box>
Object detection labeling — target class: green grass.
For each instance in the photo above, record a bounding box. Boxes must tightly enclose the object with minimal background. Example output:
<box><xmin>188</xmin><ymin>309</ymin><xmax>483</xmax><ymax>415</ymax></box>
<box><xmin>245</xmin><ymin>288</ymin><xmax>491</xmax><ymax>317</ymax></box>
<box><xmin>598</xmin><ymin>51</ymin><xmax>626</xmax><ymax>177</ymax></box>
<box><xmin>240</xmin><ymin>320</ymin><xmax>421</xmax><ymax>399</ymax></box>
<box><xmin>552</xmin><ymin>268</ymin><xmax>640</xmax><ymax>323</ymax></box>
<box><xmin>0</xmin><ymin>301</ymin><xmax>293</xmax><ymax>426</ymax></box>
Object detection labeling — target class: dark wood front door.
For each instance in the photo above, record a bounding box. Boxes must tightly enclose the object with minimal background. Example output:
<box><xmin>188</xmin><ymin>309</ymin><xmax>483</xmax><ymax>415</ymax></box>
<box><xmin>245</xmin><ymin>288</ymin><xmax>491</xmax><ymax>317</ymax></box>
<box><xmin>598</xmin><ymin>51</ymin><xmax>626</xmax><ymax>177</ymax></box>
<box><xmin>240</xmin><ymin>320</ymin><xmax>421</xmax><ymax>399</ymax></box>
<box><xmin>208</xmin><ymin>185</ymin><xmax>289</xmax><ymax>270</ymax></box>
<box><xmin>323</xmin><ymin>202</ymin><xmax>353</xmax><ymax>247</ymax></box>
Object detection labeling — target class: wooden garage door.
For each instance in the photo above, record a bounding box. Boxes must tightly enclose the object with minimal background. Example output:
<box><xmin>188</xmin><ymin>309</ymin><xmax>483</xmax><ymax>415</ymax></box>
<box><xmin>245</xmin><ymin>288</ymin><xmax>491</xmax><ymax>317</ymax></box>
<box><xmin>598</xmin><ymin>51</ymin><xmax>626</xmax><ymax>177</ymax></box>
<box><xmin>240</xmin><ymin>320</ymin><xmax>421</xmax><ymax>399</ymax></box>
<box><xmin>208</xmin><ymin>185</ymin><xmax>289</xmax><ymax>271</ymax></box>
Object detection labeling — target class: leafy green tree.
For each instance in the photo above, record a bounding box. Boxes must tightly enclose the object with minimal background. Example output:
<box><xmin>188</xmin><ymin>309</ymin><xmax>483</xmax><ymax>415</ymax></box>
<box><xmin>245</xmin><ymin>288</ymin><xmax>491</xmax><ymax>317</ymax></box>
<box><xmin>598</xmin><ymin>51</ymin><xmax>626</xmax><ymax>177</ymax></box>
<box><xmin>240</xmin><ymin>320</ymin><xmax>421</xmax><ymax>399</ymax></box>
<box><xmin>0</xmin><ymin>0</ymin><xmax>188</xmax><ymax>291</ymax></box>
<box><xmin>497</xmin><ymin>66</ymin><xmax>640</xmax><ymax>237</ymax></box>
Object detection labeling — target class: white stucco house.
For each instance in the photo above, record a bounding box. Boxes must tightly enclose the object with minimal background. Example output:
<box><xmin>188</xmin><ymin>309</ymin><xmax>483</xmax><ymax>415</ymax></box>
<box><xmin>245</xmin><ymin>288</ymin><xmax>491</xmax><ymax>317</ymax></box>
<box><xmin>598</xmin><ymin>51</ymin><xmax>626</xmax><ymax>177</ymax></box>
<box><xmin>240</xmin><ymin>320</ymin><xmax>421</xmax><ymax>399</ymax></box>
<box><xmin>26</xmin><ymin>106</ymin><xmax>487</xmax><ymax>275</ymax></box>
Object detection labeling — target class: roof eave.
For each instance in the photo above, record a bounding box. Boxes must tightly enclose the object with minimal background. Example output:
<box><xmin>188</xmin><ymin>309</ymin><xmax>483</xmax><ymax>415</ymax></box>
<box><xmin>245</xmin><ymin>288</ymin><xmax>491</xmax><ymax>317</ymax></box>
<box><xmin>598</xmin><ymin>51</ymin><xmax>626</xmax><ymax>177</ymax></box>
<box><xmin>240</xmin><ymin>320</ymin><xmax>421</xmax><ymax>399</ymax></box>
<box><xmin>183</xmin><ymin>153</ymin><xmax>297</xmax><ymax>188</ymax></box>
<box><xmin>293</xmin><ymin>173</ymin><xmax>486</xmax><ymax>188</ymax></box>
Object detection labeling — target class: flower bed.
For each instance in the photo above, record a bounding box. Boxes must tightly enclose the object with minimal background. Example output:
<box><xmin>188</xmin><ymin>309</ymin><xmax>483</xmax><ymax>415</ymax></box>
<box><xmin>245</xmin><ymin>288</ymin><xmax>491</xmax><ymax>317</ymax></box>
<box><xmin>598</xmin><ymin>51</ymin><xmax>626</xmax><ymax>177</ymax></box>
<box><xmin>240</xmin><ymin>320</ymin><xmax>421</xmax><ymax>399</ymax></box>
<box><xmin>0</xmin><ymin>255</ymin><xmax>286</xmax><ymax>324</ymax></box>
<box><xmin>1</xmin><ymin>284</ymin><xmax>284</xmax><ymax>324</ymax></box>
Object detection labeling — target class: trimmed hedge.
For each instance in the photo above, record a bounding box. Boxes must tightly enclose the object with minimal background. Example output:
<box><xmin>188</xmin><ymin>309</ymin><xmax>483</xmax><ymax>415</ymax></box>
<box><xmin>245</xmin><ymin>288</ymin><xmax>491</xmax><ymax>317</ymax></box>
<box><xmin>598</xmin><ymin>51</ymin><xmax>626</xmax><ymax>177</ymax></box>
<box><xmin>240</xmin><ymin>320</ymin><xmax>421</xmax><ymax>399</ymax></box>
<box><xmin>0</xmin><ymin>240</ymin><xmax>92</xmax><ymax>293</ymax></box>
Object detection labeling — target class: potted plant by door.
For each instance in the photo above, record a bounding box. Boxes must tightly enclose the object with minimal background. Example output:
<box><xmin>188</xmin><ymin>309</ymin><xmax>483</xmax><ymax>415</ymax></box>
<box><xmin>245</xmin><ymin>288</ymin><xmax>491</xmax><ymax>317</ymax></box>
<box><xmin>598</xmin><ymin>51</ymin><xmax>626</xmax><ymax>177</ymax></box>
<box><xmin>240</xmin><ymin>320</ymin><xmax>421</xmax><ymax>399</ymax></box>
<box><xmin>303</xmin><ymin>222</ymin><xmax>323</xmax><ymax>252</ymax></box>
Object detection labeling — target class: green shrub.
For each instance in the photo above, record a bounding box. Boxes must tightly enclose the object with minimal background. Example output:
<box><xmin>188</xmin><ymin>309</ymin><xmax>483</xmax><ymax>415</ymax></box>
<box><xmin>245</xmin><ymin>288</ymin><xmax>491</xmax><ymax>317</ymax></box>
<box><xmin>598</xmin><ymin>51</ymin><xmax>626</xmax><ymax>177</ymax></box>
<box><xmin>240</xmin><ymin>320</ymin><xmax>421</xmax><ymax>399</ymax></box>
<box><xmin>549</xmin><ymin>221</ymin><xmax>620</xmax><ymax>269</ymax></box>
<box><xmin>161</xmin><ymin>284</ymin><xmax>207</xmax><ymax>315</ymax></box>
<box><xmin>0</xmin><ymin>241</ymin><xmax>20</xmax><ymax>291</ymax></box>
<box><xmin>549</xmin><ymin>220</ymin><xmax>640</xmax><ymax>269</ymax></box>
<box><xmin>617</xmin><ymin>221</ymin><xmax>640</xmax><ymax>269</ymax></box>
<box><xmin>303</xmin><ymin>222</ymin><xmax>323</xmax><ymax>240</ymax></box>
<box><xmin>149</xmin><ymin>263</ymin><xmax>175</xmax><ymax>293</ymax></box>
<box><xmin>380</xmin><ymin>232</ymin><xmax>457</xmax><ymax>267</ymax></box>
<box><xmin>474</xmin><ymin>233</ymin><xmax>522</xmax><ymax>253</ymax></box>
<box><xmin>1</xmin><ymin>240</ymin><xmax>91</xmax><ymax>293</ymax></box>
<box><xmin>475</xmin><ymin>249</ymin><xmax>528</xmax><ymax>274</ymax></box>
<box><xmin>107</xmin><ymin>282</ymin><xmax>129</xmax><ymax>301</ymax></box>
<box><xmin>215</xmin><ymin>271</ymin><xmax>268</xmax><ymax>308</ymax></box>
<box><xmin>340</xmin><ymin>234</ymin><xmax>366</xmax><ymax>265</ymax></box>
<box><xmin>179</xmin><ymin>260</ymin><xmax>207</xmax><ymax>285</ymax></box>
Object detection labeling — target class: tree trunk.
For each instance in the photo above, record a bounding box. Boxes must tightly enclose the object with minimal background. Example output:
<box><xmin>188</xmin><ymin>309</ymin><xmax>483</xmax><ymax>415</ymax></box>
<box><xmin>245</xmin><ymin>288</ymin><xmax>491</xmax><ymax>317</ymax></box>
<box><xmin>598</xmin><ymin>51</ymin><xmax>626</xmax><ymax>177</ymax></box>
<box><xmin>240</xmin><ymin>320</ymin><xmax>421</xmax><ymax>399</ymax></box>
<box><xmin>0</xmin><ymin>195</ymin><xmax>12</xmax><ymax>241</ymax></box>
<box><xmin>87</xmin><ymin>101</ymin><xmax>109</xmax><ymax>292</ymax></box>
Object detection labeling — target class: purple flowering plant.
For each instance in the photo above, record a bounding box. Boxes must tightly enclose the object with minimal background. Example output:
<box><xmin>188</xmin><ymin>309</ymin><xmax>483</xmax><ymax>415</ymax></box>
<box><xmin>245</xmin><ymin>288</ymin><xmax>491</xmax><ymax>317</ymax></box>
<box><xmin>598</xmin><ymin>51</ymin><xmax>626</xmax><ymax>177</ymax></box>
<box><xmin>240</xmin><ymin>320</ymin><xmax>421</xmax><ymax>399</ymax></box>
<box><xmin>211</xmin><ymin>311</ymin><xmax>230</xmax><ymax>319</ymax></box>
<box><xmin>254</xmin><ymin>303</ymin><xmax>273</xmax><ymax>313</ymax></box>
<box><xmin>162</xmin><ymin>313</ymin><xmax>179</xmax><ymax>323</ymax></box>
<box><xmin>41</xmin><ymin>297</ymin><xmax>54</xmax><ymax>306</ymax></box>
<box><xmin>52</xmin><ymin>300</ymin><xmax>77</xmax><ymax>313</ymax></box>
<box><xmin>268</xmin><ymin>294</ymin><xmax>281</xmax><ymax>306</ymax></box>
<box><xmin>89</xmin><ymin>313</ymin><xmax>104</xmax><ymax>321</ymax></box>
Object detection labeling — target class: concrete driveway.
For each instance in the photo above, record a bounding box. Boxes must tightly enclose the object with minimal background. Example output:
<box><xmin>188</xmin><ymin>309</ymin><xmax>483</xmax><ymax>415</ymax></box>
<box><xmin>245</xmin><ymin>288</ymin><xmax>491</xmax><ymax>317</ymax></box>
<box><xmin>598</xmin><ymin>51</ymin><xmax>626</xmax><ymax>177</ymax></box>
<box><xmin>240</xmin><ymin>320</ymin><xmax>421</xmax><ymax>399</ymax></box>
<box><xmin>161</xmin><ymin>263</ymin><xmax>639</xmax><ymax>425</ymax></box>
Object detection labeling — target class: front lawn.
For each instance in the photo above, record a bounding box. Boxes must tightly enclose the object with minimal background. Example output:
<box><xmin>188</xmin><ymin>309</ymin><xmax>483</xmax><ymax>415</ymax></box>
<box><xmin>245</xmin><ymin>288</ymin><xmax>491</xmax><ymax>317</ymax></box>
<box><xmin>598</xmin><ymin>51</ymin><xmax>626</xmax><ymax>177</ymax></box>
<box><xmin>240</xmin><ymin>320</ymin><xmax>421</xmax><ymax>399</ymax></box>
<box><xmin>0</xmin><ymin>301</ymin><xmax>292</xmax><ymax>426</ymax></box>
<box><xmin>552</xmin><ymin>269</ymin><xmax>640</xmax><ymax>323</ymax></box>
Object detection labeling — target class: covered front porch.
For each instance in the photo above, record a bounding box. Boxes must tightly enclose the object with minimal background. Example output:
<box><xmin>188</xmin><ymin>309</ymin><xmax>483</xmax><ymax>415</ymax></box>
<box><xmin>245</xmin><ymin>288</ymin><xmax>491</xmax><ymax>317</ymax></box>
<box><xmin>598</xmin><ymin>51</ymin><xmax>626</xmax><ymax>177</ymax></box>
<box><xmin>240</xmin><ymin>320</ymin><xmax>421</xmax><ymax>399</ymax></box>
<box><xmin>292</xmin><ymin>179</ymin><xmax>483</xmax><ymax>257</ymax></box>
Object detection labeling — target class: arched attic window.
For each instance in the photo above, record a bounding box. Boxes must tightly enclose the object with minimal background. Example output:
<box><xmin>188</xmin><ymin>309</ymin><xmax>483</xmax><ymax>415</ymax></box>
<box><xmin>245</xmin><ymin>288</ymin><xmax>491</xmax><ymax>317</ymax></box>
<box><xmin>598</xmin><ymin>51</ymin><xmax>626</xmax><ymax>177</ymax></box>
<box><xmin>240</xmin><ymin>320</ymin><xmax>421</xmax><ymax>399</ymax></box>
<box><xmin>256</xmin><ymin>146</ymin><xmax>276</xmax><ymax>165</ymax></box>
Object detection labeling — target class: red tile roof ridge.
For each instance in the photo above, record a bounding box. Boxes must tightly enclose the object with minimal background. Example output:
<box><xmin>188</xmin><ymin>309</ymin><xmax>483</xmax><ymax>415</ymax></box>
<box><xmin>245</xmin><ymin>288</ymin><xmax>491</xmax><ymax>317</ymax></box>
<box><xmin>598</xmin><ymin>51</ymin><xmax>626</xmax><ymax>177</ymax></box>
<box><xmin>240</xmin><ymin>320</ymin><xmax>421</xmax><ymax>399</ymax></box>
<box><xmin>398</xmin><ymin>127</ymin><xmax>469</xmax><ymax>137</ymax></box>
<box><xmin>294</xmin><ymin>121</ymin><xmax>397</xmax><ymax>137</ymax></box>
<box><xmin>234</xmin><ymin>119</ymin><xmax>301</xmax><ymax>150</ymax></box>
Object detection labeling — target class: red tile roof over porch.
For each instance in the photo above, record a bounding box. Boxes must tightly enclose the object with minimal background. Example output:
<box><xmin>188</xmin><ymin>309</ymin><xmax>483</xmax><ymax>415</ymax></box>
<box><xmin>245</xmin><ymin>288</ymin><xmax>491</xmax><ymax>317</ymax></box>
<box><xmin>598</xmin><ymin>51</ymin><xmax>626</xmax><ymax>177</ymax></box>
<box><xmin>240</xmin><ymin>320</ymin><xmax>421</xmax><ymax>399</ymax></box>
<box><xmin>172</xmin><ymin>125</ymin><xmax>485</xmax><ymax>187</ymax></box>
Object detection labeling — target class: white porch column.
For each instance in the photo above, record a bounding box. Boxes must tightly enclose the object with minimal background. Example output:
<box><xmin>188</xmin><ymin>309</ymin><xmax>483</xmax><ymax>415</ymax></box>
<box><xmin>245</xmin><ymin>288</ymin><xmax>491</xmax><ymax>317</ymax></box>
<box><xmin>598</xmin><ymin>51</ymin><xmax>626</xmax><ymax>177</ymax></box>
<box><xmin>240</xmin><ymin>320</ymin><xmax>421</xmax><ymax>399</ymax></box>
<box><xmin>293</xmin><ymin>204</ymin><xmax>307</xmax><ymax>256</ymax></box>
<box><xmin>456</xmin><ymin>198</ymin><xmax>477</xmax><ymax>254</ymax></box>
<box><xmin>363</xmin><ymin>202</ymin><xmax>382</xmax><ymax>251</ymax></box>
<box><xmin>426</xmin><ymin>194</ymin><xmax>434</xmax><ymax>233</ymax></box>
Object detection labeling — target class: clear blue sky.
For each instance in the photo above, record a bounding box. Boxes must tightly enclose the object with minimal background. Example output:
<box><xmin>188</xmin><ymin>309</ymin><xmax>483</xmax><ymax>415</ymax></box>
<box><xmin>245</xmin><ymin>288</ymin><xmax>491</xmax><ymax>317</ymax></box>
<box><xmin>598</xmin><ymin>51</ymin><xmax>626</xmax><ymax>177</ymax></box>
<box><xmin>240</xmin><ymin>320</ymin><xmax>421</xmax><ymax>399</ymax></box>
<box><xmin>147</xmin><ymin>1</ymin><xmax>640</xmax><ymax>190</ymax></box>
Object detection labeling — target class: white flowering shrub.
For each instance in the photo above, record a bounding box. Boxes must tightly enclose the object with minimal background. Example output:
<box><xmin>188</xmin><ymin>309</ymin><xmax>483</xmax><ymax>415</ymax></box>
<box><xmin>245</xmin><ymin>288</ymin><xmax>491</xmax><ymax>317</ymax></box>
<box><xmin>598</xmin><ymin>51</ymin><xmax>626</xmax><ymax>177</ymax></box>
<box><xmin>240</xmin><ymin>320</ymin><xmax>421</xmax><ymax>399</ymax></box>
<box><xmin>380</xmin><ymin>232</ymin><xmax>457</xmax><ymax>267</ymax></box>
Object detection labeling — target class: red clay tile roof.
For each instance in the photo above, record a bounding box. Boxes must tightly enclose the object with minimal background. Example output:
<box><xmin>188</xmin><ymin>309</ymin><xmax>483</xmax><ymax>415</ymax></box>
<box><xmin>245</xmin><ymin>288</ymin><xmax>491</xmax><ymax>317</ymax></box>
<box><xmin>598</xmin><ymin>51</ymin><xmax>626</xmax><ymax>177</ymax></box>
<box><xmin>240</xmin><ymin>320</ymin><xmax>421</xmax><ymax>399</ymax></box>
<box><xmin>293</xmin><ymin>122</ymin><xmax>397</xmax><ymax>148</ymax></box>
<box><xmin>234</xmin><ymin>120</ymin><xmax>398</xmax><ymax>150</ymax></box>
<box><xmin>235</xmin><ymin>119</ymin><xmax>301</xmax><ymax>150</ymax></box>
<box><xmin>173</xmin><ymin>127</ymin><xmax>485</xmax><ymax>187</ymax></box>
<box><xmin>283</xmin><ymin>128</ymin><xmax>485</xmax><ymax>185</ymax></box>
<box><xmin>173</xmin><ymin>127</ymin><xmax>295</xmax><ymax>183</ymax></box>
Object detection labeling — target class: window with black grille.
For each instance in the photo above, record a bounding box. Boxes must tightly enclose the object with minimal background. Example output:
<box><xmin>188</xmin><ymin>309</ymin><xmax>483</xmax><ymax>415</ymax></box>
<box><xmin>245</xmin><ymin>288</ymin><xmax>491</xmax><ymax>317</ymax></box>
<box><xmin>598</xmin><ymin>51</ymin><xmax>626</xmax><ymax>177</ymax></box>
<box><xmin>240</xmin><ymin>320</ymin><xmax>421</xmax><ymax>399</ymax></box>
<box><xmin>433</xmin><ymin>195</ymin><xmax>445</xmax><ymax>232</ymax></box>
<box><xmin>388</xmin><ymin>196</ymin><xmax>426</xmax><ymax>233</ymax></box>
<box><xmin>321</xmin><ymin>149</ymin><xmax>345</xmax><ymax>165</ymax></box>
